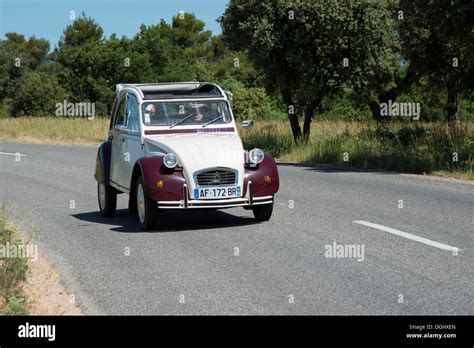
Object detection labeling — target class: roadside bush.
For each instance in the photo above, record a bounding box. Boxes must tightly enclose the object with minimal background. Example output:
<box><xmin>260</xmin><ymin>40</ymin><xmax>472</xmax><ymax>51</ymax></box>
<box><xmin>218</xmin><ymin>75</ymin><xmax>286</xmax><ymax>121</ymax></box>
<box><xmin>396</xmin><ymin>126</ymin><xmax>427</xmax><ymax>146</ymax></box>
<box><xmin>321</xmin><ymin>98</ymin><xmax>371</xmax><ymax>121</ymax></box>
<box><xmin>0</xmin><ymin>98</ymin><xmax>12</xmax><ymax>118</ymax></box>
<box><xmin>233</xmin><ymin>87</ymin><xmax>285</xmax><ymax>121</ymax></box>
<box><xmin>10</xmin><ymin>70</ymin><xmax>68</xmax><ymax>116</ymax></box>
<box><xmin>240</xmin><ymin>122</ymin><xmax>294</xmax><ymax>157</ymax></box>
<box><xmin>427</xmin><ymin>125</ymin><xmax>472</xmax><ymax>172</ymax></box>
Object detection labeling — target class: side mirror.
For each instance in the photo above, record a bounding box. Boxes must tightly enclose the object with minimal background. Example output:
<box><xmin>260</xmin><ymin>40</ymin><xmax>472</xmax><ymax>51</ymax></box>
<box><xmin>241</xmin><ymin>120</ymin><xmax>254</xmax><ymax>128</ymax></box>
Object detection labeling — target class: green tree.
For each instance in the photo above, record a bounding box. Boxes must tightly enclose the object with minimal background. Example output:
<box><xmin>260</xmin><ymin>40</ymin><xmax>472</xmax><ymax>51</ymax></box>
<box><xmin>197</xmin><ymin>44</ymin><xmax>261</xmax><ymax>87</ymax></box>
<box><xmin>54</xmin><ymin>17</ymin><xmax>159</xmax><ymax>114</ymax></box>
<box><xmin>57</xmin><ymin>37</ymin><xmax>157</xmax><ymax>115</ymax></box>
<box><xmin>399</xmin><ymin>0</ymin><xmax>473</xmax><ymax>126</ymax></box>
<box><xmin>171</xmin><ymin>12</ymin><xmax>211</xmax><ymax>58</ymax></box>
<box><xmin>2</xmin><ymin>33</ymin><xmax>50</xmax><ymax>68</ymax></box>
<box><xmin>10</xmin><ymin>70</ymin><xmax>68</xmax><ymax>116</ymax></box>
<box><xmin>349</xmin><ymin>0</ymin><xmax>426</xmax><ymax>121</ymax></box>
<box><xmin>132</xmin><ymin>22</ymin><xmax>197</xmax><ymax>82</ymax></box>
<box><xmin>0</xmin><ymin>33</ymin><xmax>51</xmax><ymax>100</ymax></box>
<box><xmin>221</xmin><ymin>0</ymin><xmax>396</xmax><ymax>141</ymax></box>
<box><xmin>58</xmin><ymin>14</ymin><xmax>103</xmax><ymax>49</ymax></box>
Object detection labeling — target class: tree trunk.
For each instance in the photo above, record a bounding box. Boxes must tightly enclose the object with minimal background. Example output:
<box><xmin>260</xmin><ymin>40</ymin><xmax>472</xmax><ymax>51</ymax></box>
<box><xmin>371</xmin><ymin>96</ymin><xmax>393</xmax><ymax>123</ymax></box>
<box><xmin>368</xmin><ymin>64</ymin><xmax>424</xmax><ymax>121</ymax></box>
<box><xmin>369</xmin><ymin>100</ymin><xmax>383</xmax><ymax>122</ymax></box>
<box><xmin>289</xmin><ymin>112</ymin><xmax>302</xmax><ymax>142</ymax></box>
<box><xmin>302</xmin><ymin>97</ymin><xmax>322</xmax><ymax>138</ymax></box>
<box><xmin>281</xmin><ymin>89</ymin><xmax>302</xmax><ymax>142</ymax></box>
<box><xmin>446</xmin><ymin>80</ymin><xmax>461</xmax><ymax>127</ymax></box>
<box><xmin>302</xmin><ymin>107</ymin><xmax>313</xmax><ymax>138</ymax></box>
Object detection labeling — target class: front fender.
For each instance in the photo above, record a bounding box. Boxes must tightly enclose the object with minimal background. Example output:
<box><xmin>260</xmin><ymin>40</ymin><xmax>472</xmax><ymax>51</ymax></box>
<box><xmin>94</xmin><ymin>140</ymin><xmax>112</xmax><ymax>184</ymax></box>
<box><xmin>243</xmin><ymin>153</ymin><xmax>280</xmax><ymax>197</ymax></box>
<box><xmin>136</xmin><ymin>156</ymin><xmax>186</xmax><ymax>202</ymax></box>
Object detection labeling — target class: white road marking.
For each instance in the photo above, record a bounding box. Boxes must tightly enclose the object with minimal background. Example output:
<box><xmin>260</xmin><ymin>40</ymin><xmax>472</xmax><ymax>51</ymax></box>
<box><xmin>33</xmin><ymin>202</ymin><xmax>96</xmax><ymax>210</ymax></box>
<box><xmin>353</xmin><ymin>220</ymin><xmax>460</xmax><ymax>252</ymax></box>
<box><xmin>0</xmin><ymin>151</ymin><xmax>27</xmax><ymax>157</ymax></box>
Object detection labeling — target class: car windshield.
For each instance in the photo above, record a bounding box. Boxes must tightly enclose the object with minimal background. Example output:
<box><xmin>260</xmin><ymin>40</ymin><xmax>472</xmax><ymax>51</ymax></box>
<box><xmin>141</xmin><ymin>100</ymin><xmax>232</xmax><ymax>127</ymax></box>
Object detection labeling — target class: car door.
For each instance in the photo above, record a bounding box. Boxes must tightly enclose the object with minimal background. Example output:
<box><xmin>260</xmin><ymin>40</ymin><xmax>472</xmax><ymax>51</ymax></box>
<box><xmin>120</xmin><ymin>94</ymin><xmax>142</xmax><ymax>190</ymax></box>
<box><xmin>110</xmin><ymin>94</ymin><xmax>127</xmax><ymax>189</ymax></box>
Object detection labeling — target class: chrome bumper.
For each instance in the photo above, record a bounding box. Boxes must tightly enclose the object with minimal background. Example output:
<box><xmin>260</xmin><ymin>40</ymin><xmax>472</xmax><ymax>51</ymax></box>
<box><xmin>156</xmin><ymin>181</ymin><xmax>273</xmax><ymax>209</ymax></box>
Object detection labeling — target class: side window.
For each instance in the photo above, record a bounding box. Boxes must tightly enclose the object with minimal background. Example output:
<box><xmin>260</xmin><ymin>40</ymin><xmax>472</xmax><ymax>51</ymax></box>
<box><xmin>126</xmin><ymin>94</ymin><xmax>140</xmax><ymax>133</ymax></box>
<box><xmin>211</xmin><ymin>102</ymin><xmax>229</xmax><ymax>121</ymax></box>
<box><xmin>211</xmin><ymin>103</ymin><xmax>219</xmax><ymax>117</ymax></box>
<box><xmin>114</xmin><ymin>96</ymin><xmax>126</xmax><ymax>127</ymax></box>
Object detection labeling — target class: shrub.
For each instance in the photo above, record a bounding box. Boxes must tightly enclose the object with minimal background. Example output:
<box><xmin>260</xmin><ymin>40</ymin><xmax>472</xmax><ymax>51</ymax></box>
<box><xmin>9</xmin><ymin>70</ymin><xmax>68</xmax><ymax>116</ymax></box>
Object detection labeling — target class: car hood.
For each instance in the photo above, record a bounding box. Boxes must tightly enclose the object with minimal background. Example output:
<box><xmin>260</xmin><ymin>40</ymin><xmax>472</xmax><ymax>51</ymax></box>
<box><xmin>145</xmin><ymin>133</ymin><xmax>245</xmax><ymax>193</ymax></box>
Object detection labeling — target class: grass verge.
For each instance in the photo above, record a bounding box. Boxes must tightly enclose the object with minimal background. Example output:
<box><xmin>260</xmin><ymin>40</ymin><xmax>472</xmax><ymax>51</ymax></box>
<box><xmin>0</xmin><ymin>116</ymin><xmax>472</xmax><ymax>179</ymax></box>
<box><xmin>0</xmin><ymin>207</ymin><xmax>29</xmax><ymax>315</ymax></box>
<box><xmin>0</xmin><ymin>116</ymin><xmax>108</xmax><ymax>145</ymax></box>
<box><xmin>241</xmin><ymin>120</ymin><xmax>474</xmax><ymax>180</ymax></box>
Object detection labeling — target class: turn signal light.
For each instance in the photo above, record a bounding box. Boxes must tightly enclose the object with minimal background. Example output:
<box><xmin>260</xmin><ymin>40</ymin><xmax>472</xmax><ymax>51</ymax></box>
<box><xmin>156</xmin><ymin>180</ymin><xmax>165</xmax><ymax>189</ymax></box>
<box><xmin>264</xmin><ymin>175</ymin><xmax>271</xmax><ymax>184</ymax></box>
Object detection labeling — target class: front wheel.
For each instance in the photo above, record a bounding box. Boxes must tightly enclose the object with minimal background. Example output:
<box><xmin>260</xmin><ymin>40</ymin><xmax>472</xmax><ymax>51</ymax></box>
<box><xmin>136</xmin><ymin>176</ymin><xmax>158</xmax><ymax>231</ymax></box>
<box><xmin>252</xmin><ymin>202</ymin><xmax>273</xmax><ymax>221</ymax></box>
<box><xmin>98</xmin><ymin>182</ymin><xmax>117</xmax><ymax>217</ymax></box>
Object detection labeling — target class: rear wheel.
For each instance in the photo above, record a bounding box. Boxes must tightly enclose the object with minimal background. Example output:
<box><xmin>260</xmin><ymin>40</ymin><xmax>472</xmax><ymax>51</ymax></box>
<box><xmin>252</xmin><ymin>202</ymin><xmax>273</xmax><ymax>221</ymax></box>
<box><xmin>98</xmin><ymin>182</ymin><xmax>117</xmax><ymax>217</ymax></box>
<box><xmin>136</xmin><ymin>176</ymin><xmax>158</xmax><ymax>231</ymax></box>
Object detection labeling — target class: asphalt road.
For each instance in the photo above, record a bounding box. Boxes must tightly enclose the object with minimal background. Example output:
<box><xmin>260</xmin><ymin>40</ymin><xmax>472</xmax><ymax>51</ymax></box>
<box><xmin>1</xmin><ymin>141</ymin><xmax>473</xmax><ymax>315</ymax></box>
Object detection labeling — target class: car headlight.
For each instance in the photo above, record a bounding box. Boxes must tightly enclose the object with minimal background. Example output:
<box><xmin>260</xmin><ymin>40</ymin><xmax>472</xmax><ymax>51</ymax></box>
<box><xmin>164</xmin><ymin>152</ymin><xmax>178</xmax><ymax>168</ymax></box>
<box><xmin>249</xmin><ymin>148</ymin><xmax>264</xmax><ymax>164</ymax></box>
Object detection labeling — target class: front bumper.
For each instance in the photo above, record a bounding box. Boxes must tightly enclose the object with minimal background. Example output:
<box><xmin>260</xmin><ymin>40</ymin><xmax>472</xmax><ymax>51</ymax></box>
<box><xmin>156</xmin><ymin>181</ymin><xmax>273</xmax><ymax>209</ymax></box>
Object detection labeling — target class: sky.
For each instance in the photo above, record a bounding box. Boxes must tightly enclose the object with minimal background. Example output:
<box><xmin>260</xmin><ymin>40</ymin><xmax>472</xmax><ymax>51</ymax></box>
<box><xmin>0</xmin><ymin>0</ymin><xmax>228</xmax><ymax>49</ymax></box>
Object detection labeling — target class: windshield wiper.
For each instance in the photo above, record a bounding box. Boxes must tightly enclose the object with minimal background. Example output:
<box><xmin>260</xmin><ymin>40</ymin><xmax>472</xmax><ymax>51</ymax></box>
<box><xmin>170</xmin><ymin>113</ymin><xmax>195</xmax><ymax>129</ymax></box>
<box><xmin>202</xmin><ymin>115</ymin><xmax>224</xmax><ymax>128</ymax></box>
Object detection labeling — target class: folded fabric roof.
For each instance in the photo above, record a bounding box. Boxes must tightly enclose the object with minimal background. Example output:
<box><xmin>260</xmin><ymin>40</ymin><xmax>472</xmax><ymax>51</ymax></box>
<box><xmin>129</xmin><ymin>82</ymin><xmax>223</xmax><ymax>99</ymax></box>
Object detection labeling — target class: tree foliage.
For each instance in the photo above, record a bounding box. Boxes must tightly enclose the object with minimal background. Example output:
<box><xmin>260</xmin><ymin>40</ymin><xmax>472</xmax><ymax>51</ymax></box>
<box><xmin>0</xmin><ymin>4</ymin><xmax>472</xmax><ymax>136</ymax></box>
<box><xmin>221</xmin><ymin>0</ymin><xmax>400</xmax><ymax>140</ymax></box>
<box><xmin>399</xmin><ymin>0</ymin><xmax>473</xmax><ymax>126</ymax></box>
<box><xmin>10</xmin><ymin>70</ymin><xmax>68</xmax><ymax>116</ymax></box>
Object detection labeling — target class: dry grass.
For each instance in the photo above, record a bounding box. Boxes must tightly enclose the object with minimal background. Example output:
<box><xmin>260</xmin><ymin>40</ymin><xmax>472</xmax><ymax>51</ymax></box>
<box><xmin>0</xmin><ymin>116</ymin><xmax>472</xmax><ymax>179</ymax></box>
<box><xmin>0</xmin><ymin>208</ymin><xmax>29</xmax><ymax>315</ymax></box>
<box><xmin>0</xmin><ymin>117</ymin><xmax>108</xmax><ymax>145</ymax></box>
<box><xmin>430</xmin><ymin>170</ymin><xmax>474</xmax><ymax>180</ymax></box>
<box><xmin>241</xmin><ymin>120</ymin><xmax>474</xmax><ymax>179</ymax></box>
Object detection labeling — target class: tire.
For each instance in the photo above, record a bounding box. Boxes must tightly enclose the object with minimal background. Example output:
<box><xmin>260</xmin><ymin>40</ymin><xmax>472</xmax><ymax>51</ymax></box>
<box><xmin>252</xmin><ymin>202</ymin><xmax>273</xmax><ymax>221</ymax></box>
<box><xmin>128</xmin><ymin>181</ymin><xmax>138</xmax><ymax>215</ymax></box>
<box><xmin>135</xmin><ymin>176</ymin><xmax>158</xmax><ymax>231</ymax></box>
<box><xmin>98</xmin><ymin>182</ymin><xmax>117</xmax><ymax>217</ymax></box>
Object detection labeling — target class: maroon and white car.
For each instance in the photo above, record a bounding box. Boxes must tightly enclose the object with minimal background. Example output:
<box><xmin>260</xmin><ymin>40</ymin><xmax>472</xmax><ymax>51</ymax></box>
<box><xmin>94</xmin><ymin>82</ymin><xmax>279</xmax><ymax>230</ymax></box>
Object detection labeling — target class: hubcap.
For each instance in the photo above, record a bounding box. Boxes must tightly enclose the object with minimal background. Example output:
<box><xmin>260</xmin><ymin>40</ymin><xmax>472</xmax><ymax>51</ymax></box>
<box><xmin>98</xmin><ymin>183</ymin><xmax>106</xmax><ymax>210</ymax></box>
<box><xmin>137</xmin><ymin>183</ymin><xmax>145</xmax><ymax>223</ymax></box>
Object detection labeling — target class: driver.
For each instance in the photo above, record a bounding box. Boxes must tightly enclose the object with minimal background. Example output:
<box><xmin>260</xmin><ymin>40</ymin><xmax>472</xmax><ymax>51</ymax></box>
<box><xmin>188</xmin><ymin>103</ymin><xmax>210</xmax><ymax>122</ymax></box>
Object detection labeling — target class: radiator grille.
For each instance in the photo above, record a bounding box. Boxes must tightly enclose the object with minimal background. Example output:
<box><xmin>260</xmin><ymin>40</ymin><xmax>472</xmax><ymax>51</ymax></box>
<box><xmin>195</xmin><ymin>168</ymin><xmax>237</xmax><ymax>186</ymax></box>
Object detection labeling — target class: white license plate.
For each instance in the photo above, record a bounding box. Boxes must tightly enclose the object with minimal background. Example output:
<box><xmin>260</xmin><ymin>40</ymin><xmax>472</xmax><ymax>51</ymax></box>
<box><xmin>194</xmin><ymin>186</ymin><xmax>241</xmax><ymax>200</ymax></box>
